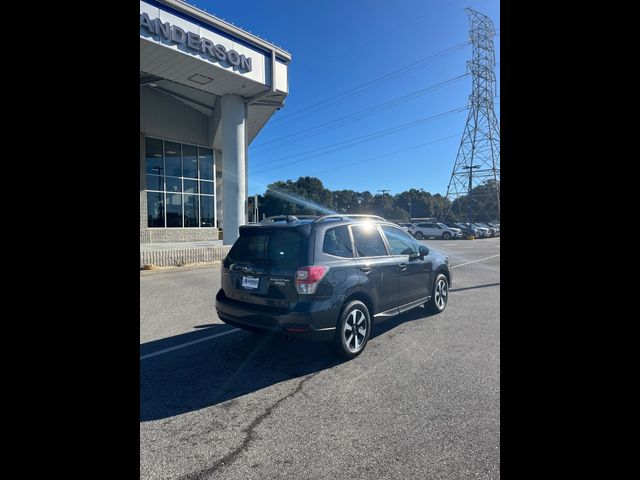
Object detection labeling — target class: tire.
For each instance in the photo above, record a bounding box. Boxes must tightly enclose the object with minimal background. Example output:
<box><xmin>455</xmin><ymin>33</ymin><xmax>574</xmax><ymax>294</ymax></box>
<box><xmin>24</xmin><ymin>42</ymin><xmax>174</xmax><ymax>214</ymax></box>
<box><xmin>333</xmin><ymin>300</ymin><xmax>371</xmax><ymax>360</ymax></box>
<box><xmin>425</xmin><ymin>273</ymin><xmax>449</xmax><ymax>314</ymax></box>
<box><xmin>442</xmin><ymin>232</ymin><xmax>451</xmax><ymax>240</ymax></box>
<box><xmin>415</xmin><ymin>231</ymin><xmax>424</xmax><ymax>240</ymax></box>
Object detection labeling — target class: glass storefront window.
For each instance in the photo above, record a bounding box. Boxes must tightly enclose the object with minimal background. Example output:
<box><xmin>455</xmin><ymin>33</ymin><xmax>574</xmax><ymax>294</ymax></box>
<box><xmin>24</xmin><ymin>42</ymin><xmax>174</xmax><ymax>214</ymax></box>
<box><xmin>200</xmin><ymin>181</ymin><xmax>213</xmax><ymax>195</ymax></box>
<box><xmin>147</xmin><ymin>192</ymin><xmax>164</xmax><ymax>227</ymax></box>
<box><xmin>145</xmin><ymin>137</ymin><xmax>215</xmax><ymax>228</ymax></box>
<box><xmin>166</xmin><ymin>193</ymin><xmax>182</xmax><ymax>227</ymax></box>
<box><xmin>166</xmin><ymin>177</ymin><xmax>181</xmax><ymax>193</ymax></box>
<box><xmin>145</xmin><ymin>138</ymin><xmax>163</xmax><ymax>175</ymax></box>
<box><xmin>184</xmin><ymin>194</ymin><xmax>199</xmax><ymax>227</ymax></box>
<box><xmin>184</xmin><ymin>179</ymin><xmax>198</xmax><ymax>194</ymax></box>
<box><xmin>165</xmin><ymin>142</ymin><xmax>182</xmax><ymax>177</ymax></box>
<box><xmin>146</xmin><ymin>175</ymin><xmax>164</xmax><ymax>191</ymax></box>
<box><xmin>200</xmin><ymin>196</ymin><xmax>214</xmax><ymax>227</ymax></box>
<box><xmin>183</xmin><ymin>144</ymin><xmax>198</xmax><ymax>178</ymax></box>
<box><xmin>199</xmin><ymin>148</ymin><xmax>214</xmax><ymax>180</ymax></box>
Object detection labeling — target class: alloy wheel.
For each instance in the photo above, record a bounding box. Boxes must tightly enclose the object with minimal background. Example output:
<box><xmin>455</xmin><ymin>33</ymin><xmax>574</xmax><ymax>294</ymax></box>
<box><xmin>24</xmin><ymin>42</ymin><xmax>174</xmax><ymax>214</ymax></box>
<box><xmin>434</xmin><ymin>278</ymin><xmax>448</xmax><ymax>310</ymax></box>
<box><xmin>343</xmin><ymin>308</ymin><xmax>367</xmax><ymax>353</ymax></box>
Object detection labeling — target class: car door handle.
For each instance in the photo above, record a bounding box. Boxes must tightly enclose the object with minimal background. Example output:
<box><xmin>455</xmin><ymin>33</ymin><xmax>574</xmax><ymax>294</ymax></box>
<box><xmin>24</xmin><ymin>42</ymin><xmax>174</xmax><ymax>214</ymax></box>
<box><xmin>359</xmin><ymin>266</ymin><xmax>371</xmax><ymax>274</ymax></box>
<box><xmin>397</xmin><ymin>263</ymin><xmax>407</xmax><ymax>270</ymax></box>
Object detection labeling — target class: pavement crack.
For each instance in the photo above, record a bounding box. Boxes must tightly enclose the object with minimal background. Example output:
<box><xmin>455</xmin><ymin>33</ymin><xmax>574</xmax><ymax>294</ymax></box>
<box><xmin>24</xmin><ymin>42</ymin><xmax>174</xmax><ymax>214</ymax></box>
<box><xmin>176</xmin><ymin>366</ymin><xmax>326</xmax><ymax>480</ymax></box>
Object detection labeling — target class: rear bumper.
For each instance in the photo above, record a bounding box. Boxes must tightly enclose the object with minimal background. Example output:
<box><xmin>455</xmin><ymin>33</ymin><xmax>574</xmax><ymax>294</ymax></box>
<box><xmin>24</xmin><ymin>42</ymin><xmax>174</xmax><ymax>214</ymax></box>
<box><xmin>215</xmin><ymin>289</ymin><xmax>341</xmax><ymax>341</ymax></box>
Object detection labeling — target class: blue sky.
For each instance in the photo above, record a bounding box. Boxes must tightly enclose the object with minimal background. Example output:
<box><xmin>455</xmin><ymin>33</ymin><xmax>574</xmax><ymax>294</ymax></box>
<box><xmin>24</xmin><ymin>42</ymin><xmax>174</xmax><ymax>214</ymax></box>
<box><xmin>192</xmin><ymin>0</ymin><xmax>499</xmax><ymax>196</ymax></box>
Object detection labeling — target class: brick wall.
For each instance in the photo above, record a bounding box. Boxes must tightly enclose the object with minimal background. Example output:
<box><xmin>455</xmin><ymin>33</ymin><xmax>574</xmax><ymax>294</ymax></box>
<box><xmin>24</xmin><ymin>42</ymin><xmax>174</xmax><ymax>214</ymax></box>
<box><xmin>140</xmin><ymin>228</ymin><xmax>219</xmax><ymax>244</ymax></box>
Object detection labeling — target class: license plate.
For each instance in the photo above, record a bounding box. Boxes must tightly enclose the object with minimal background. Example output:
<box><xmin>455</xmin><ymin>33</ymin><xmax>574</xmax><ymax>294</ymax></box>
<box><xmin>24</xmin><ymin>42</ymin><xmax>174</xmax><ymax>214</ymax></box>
<box><xmin>241</xmin><ymin>276</ymin><xmax>259</xmax><ymax>289</ymax></box>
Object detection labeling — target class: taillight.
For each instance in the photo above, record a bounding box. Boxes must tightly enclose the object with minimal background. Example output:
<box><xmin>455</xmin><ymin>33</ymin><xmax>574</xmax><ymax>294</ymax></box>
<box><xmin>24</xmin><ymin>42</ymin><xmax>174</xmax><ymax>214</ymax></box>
<box><xmin>295</xmin><ymin>266</ymin><xmax>328</xmax><ymax>294</ymax></box>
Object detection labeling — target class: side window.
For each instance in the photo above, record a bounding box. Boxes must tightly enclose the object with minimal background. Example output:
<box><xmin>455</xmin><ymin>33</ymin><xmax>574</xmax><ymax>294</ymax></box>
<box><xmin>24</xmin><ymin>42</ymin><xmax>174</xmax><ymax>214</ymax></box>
<box><xmin>380</xmin><ymin>225</ymin><xmax>418</xmax><ymax>256</ymax></box>
<box><xmin>418</xmin><ymin>223</ymin><xmax>428</xmax><ymax>228</ymax></box>
<box><xmin>351</xmin><ymin>224</ymin><xmax>388</xmax><ymax>257</ymax></box>
<box><xmin>322</xmin><ymin>226</ymin><xmax>354</xmax><ymax>258</ymax></box>
<box><xmin>424</xmin><ymin>223</ymin><xmax>435</xmax><ymax>228</ymax></box>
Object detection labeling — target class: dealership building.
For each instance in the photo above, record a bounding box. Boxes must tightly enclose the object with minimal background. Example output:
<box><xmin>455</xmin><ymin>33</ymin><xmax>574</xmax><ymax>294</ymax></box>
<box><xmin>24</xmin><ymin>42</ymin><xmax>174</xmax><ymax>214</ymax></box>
<box><xmin>140</xmin><ymin>0</ymin><xmax>290</xmax><ymax>246</ymax></box>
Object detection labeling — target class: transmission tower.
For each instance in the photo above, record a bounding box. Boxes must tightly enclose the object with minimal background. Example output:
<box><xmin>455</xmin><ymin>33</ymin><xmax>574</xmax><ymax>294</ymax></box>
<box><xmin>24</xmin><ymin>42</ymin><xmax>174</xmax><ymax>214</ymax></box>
<box><xmin>444</xmin><ymin>8</ymin><xmax>500</xmax><ymax>224</ymax></box>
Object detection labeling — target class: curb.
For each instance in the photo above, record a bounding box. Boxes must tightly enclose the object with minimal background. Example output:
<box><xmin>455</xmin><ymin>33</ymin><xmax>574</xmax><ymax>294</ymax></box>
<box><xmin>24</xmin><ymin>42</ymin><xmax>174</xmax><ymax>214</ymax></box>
<box><xmin>140</xmin><ymin>261</ymin><xmax>222</xmax><ymax>275</ymax></box>
<box><xmin>140</xmin><ymin>245</ymin><xmax>231</xmax><ymax>269</ymax></box>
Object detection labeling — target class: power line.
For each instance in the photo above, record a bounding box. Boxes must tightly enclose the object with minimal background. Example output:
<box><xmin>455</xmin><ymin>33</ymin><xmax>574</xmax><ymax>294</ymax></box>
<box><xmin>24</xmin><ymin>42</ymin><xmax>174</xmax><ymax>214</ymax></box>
<box><xmin>253</xmin><ymin>101</ymin><xmax>497</xmax><ymax>179</ymax></box>
<box><xmin>252</xmin><ymin>106</ymin><xmax>467</xmax><ymax>170</ymax></box>
<box><xmin>350</xmin><ymin>0</ymin><xmax>465</xmax><ymax>52</ymax></box>
<box><xmin>251</xmin><ymin>106</ymin><xmax>468</xmax><ymax>174</ymax></box>
<box><xmin>267</xmin><ymin>30</ymin><xmax>500</xmax><ymax>130</ymax></box>
<box><xmin>306</xmin><ymin>132</ymin><xmax>462</xmax><ymax>177</ymax></box>
<box><xmin>325</xmin><ymin>0</ymin><xmax>466</xmax><ymax>75</ymax></box>
<box><xmin>251</xmin><ymin>73</ymin><xmax>470</xmax><ymax>154</ymax></box>
<box><xmin>267</xmin><ymin>40</ymin><xmax>471</xmax><ymax>127</ymax></box>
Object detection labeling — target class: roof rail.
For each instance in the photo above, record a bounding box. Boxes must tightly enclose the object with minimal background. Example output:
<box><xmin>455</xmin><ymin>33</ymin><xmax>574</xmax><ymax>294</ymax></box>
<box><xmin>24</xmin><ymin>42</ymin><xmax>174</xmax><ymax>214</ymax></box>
<box><xmin>261</xmin><ymin>215</ymin><xmax>298</xmax><ymax>224</ymax></box>
<box><xmin>260</xmin><ymin>214</ymin><xmax>319</xmax><ymax>224</ymax></box>
<box><xmin>313</xmin><ymin>214</ymin><xmax>386</xmax><ymax>223</ymax></box>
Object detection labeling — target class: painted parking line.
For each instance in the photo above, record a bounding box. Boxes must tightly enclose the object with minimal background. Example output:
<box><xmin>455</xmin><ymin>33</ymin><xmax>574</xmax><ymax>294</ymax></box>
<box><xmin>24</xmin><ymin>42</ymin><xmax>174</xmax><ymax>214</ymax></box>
<box><xmin>140</xmin><ymin>328</ymin><xmax>241</xmax><ymax>360</ymax></box>
<box><xmin>451</xmin><ymin>254</ymin><xmax>500</xmax><ymax>269</ymax></box>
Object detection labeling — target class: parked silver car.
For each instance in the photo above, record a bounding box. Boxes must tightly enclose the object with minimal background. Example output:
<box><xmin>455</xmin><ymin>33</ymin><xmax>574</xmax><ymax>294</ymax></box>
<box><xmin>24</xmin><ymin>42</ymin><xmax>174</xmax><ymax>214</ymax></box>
<box><xmin>471</xmin><ymin>223</ymin><xmax>490</xmax><ymax>238</ymax></box>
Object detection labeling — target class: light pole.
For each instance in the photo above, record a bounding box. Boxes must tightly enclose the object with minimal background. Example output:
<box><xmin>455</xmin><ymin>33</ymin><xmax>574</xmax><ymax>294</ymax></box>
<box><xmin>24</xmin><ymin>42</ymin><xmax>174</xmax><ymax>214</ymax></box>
<box><xmin>462</xmin><ymin>165</ymin><xmax>480</xmax><ymax>238</ymax></box>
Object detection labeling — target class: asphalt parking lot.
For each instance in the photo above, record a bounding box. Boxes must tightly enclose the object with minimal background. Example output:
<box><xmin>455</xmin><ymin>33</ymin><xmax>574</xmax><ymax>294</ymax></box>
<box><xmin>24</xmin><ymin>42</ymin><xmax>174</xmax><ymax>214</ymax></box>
<box><xmin>140</xmin><ymin>237</ymin><xmax>500</xmax><ymax>480</ymax></box>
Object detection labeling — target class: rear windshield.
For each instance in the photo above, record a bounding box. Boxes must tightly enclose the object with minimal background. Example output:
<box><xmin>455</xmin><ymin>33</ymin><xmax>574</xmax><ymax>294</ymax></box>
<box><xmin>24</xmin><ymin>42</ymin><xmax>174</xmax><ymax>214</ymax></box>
<box><xmin>228</xmin><ymin>228</ymin><xmax>308</xmax><ymax>267</ymax></box>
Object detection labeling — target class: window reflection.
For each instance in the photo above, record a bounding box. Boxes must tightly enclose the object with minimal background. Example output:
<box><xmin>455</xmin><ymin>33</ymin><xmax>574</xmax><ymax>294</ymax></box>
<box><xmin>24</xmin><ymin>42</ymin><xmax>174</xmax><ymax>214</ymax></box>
<box><xmin>166</xmin><ymin>193</ymin><xmax>182</xmax><ymax>227</ymax></box>
<box><xmin>199</xmin><ymin>148</ymin><xmax>214</xmax><ymax>180</ymax></box>
<box><xmin>200</xmin><ymin>196</ymin><xmax>214</xmax><ymax>227</ymax></box>
<box><xmin>184</xmin><ymin>179</ymin><xmax>198</xmax><ymax>194</ymax></box>
<box><xmin>166</xmin><ymin>177</ymin><xmax>181</xmax><ymax>193</ymax></box>
<box><xmin>200</xmin><ymin>181</ymin><xmax>213</xmax><ymax>195</ymax></box>
<box><xmin>147</xmin><ymin>192</ymin><xmax>164</xmax><ymax>227</ymax></box>
<box><xmin>184</xmin><ymin>195</ymin><xmax>199</xmax><ymax>227</ymax></box>
<box><xmin>145</xmin><ymin>138</ymin><xmax>163</xmax><ymax>175</ymax></box>
<box><xmin>146</xmin><ymin>175</ymin><xmax>163</xmax><ymax>191</ymax></box>
<box><xmin>164</xmin><ymin>142</ymin><xmax>181</xmax><ymax>177</ymax></box>
<box><xmin>183</xmin><ymin>144</ymin><xmax>198</xmax><ymax>178</ymax></box>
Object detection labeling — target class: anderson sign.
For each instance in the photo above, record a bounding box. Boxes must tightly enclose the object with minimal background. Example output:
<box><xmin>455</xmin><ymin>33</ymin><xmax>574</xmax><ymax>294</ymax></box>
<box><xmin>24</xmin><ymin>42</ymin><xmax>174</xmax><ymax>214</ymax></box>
<box><xmin>140</xmin><ymin>12</ymin><xmax>253</xmax><ymax>73</ymax></box>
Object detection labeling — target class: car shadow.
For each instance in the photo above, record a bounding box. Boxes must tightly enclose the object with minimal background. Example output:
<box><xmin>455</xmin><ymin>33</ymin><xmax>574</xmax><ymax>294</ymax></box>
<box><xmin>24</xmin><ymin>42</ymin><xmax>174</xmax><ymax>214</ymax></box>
<box><xmin>140</xmin><ymin>306</ymin><xmax>437</xmax><ymax>422</ymax></box>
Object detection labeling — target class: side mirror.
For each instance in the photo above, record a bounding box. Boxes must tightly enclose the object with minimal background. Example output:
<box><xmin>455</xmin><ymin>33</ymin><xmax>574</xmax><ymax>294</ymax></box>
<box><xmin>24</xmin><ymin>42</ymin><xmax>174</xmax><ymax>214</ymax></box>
<box><xmin>419</xmin><ymin>246</ymin><xmax>429</xmax><ymax>259</ymax></box>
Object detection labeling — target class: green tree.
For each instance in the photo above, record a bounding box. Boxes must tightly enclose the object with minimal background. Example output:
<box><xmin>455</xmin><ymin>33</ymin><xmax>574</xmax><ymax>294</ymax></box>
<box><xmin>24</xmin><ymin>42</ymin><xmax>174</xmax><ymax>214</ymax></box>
<box><xmin>386</xmin><ymin>206</ymin><xmax>409</xmax><ymax>222</ymax></box>
<box><xmin>332</xmin><ymin>189</ymin><xmax>359</xmax><ymax>213</ymax></box>
<box><xmin>256</xmin><ymin>176</ymin><xmax>461</xmax><ymax>223</ymax></box>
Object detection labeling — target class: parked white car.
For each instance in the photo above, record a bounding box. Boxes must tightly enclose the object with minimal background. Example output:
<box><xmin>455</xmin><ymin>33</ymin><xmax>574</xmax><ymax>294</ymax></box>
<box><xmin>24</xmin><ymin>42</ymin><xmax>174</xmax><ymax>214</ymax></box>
<box><xmin>410</xmin><ymin>222</ymin><xmax>462</xmax><ymax>240</ymax></box>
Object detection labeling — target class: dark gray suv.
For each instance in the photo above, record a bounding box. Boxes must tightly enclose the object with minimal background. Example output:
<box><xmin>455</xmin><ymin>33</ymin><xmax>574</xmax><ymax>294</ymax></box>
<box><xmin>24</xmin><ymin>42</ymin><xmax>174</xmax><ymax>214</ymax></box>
<box><xmin>215</xmin><ymin>215</ymin><xmax>452</xmax><ymax>359</ymax></box>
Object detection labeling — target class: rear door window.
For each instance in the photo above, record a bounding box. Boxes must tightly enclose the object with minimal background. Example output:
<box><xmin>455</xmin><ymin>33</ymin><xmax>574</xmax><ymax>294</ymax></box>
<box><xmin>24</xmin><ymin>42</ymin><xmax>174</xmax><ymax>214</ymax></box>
<box><xmin>323</xmin><ymin>226</ymin><xmax>354</xmax><ymax>258</ymax></box>
<box><xmin>351</xmin><ymin>224</ymin><xmax>388</xmax><ymax>257</ymax></box>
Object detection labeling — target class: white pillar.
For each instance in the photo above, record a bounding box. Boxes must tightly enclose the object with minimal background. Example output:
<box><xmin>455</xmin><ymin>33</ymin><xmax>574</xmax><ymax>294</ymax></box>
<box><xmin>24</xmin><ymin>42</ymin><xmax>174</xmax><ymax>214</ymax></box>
<box><xmin>221</xmin><ymin>94</ymin><xmax>247</xmax><ymax>245</ymax></box>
